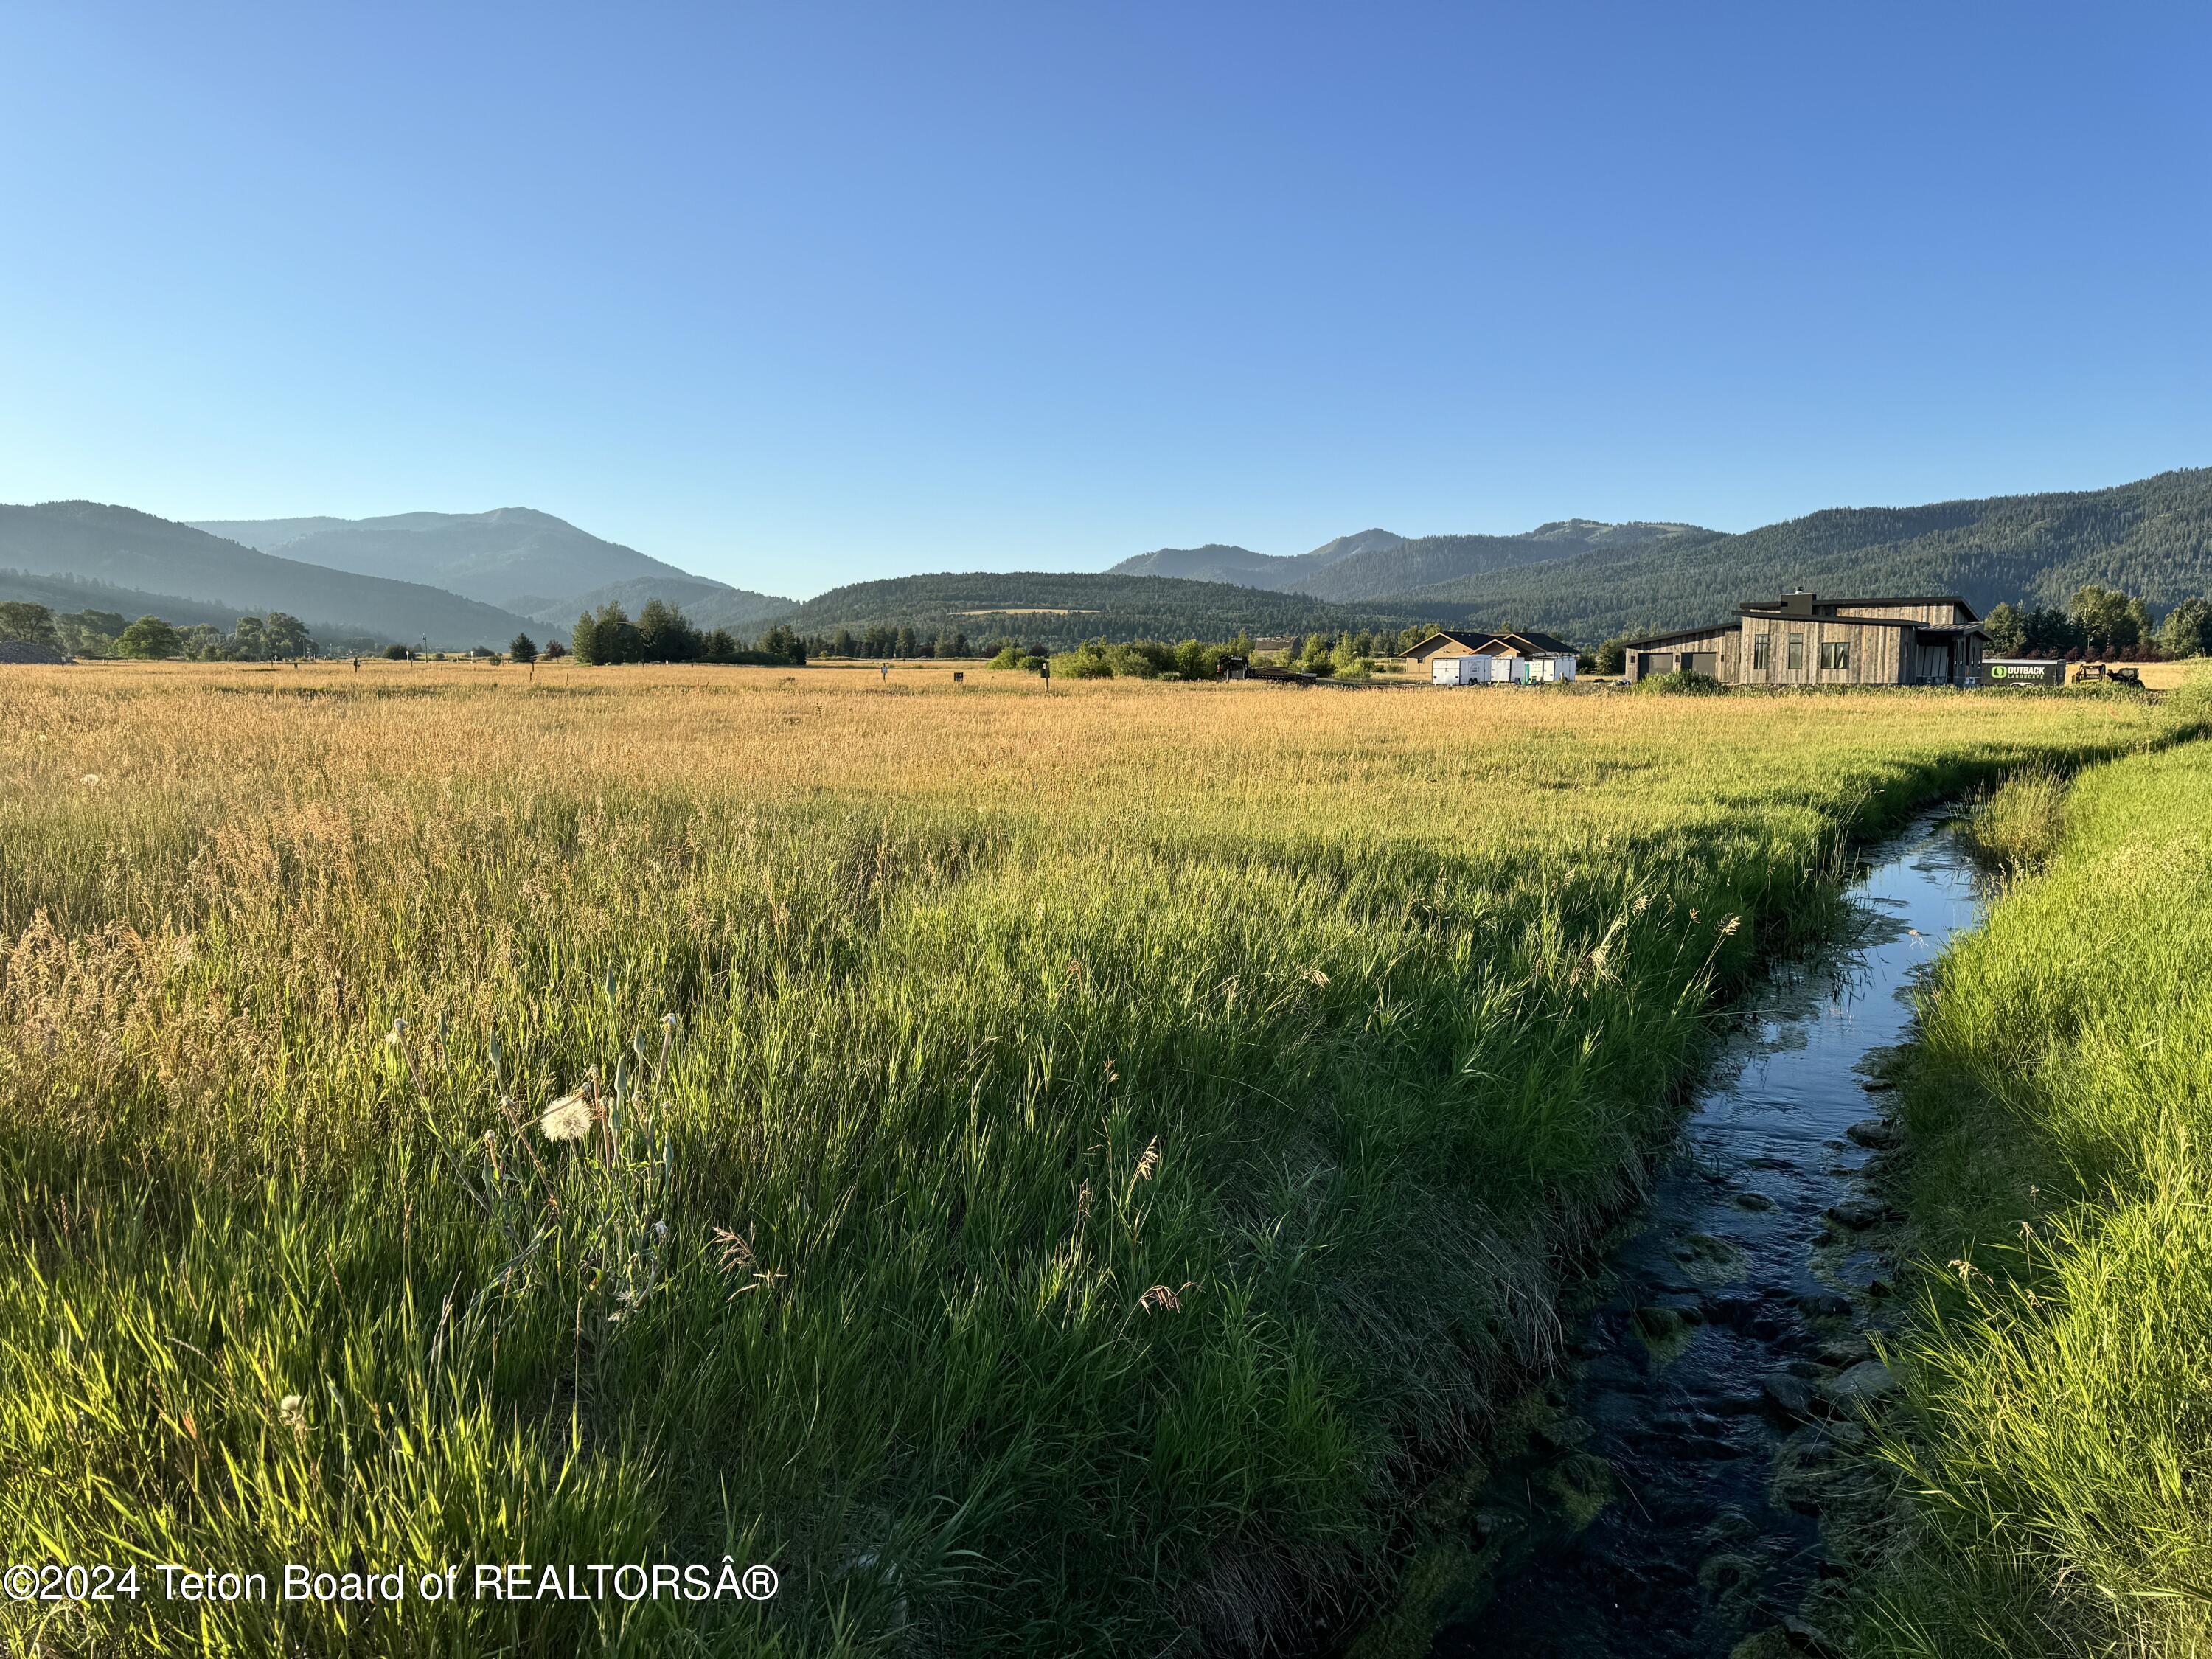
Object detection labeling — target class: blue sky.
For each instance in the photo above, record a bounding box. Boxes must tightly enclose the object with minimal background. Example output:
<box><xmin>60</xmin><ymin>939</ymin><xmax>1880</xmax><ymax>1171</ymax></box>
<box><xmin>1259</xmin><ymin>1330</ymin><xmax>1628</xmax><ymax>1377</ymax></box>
<box><xmin>2</xmin><ymin>2</ymin><xmax>2207</xmax><ymax>597</ymax></box>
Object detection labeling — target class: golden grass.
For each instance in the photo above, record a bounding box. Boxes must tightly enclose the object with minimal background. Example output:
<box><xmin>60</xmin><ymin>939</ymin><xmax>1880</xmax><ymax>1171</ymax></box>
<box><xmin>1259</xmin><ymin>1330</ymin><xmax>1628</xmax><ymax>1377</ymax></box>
<box><xmin>2133</xmin><ymin>658</ymin><xmax>2211</xmax><ymax>690</ymax></box>
<box><xmin>6</xmin><ymin>658</ymin><xmax>2189</xmax><ymax>833</ymax></box>
<box><xmin>0</xmin><ymin>660</ymin><xmax>2202</xmax><ymax>1656</ymax></box>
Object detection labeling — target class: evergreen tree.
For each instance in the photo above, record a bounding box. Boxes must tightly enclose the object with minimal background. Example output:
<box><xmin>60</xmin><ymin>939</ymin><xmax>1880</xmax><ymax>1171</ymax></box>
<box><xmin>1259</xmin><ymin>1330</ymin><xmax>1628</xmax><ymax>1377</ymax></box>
<box><xmin>1983</xmin><ymin>602</ymin><xmax>2027</xmax><ymax>656</ymax></box>
<box><xmin>509</xmin><ymin>633</ymin><xmax>538</xmax><ymax>664</ymax></box>
<box><xmin>636</xmin><ymin>599</ymin><xmax>698</xmax><ymax>662</ymax></box>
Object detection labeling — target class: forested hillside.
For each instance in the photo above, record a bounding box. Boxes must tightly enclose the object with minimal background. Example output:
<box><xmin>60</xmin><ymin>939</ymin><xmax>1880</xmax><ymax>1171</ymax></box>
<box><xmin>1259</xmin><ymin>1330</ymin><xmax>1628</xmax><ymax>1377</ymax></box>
<box><xmin>773</xmin><ymin>571</ymin><xmax>1423</xmax><ymax>647</ymax></box>
<box><xmin>1107</xmin><ymin>521</ymin><xmax>1700</xmax><ymax>600</ymax></box>
<box><xmin>1291</xmin><ymin>521</ymin><xmax>1701</xmax><ymax>603</ymax></box>
<box><xmin>1402</xmin><ymin>469</ymin><xmax>2212</xmax><ymax>641</ymax></box>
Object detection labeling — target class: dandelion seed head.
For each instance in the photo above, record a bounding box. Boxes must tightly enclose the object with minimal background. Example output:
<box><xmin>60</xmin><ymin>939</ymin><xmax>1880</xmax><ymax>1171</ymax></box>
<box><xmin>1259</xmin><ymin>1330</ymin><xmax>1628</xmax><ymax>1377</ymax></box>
<box><xmin>539</xmin><ymin>1090</ymin><xmax>596</xmax><ymax>1142</ymax></box>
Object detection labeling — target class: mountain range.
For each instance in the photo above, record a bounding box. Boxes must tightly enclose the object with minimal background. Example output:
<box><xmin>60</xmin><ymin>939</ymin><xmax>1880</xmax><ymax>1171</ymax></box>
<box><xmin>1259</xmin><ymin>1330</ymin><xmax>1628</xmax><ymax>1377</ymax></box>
<box><xmin>1107</xmin><ymin>520</ymin><xmax>1704</xmax><ymax>602</ymax></box>
<box><xmin>193</xmin><ymin>509</ymin><xmax>793</xmax><ymax>634</ymax></box>
<box><xmin>5</xmin><ymin>467</ymin><xmax>2210</xmax><ymax>655</ymax></box>
<box><xmin>0</xmin><ymin>504</ymin><xmax>543</xmax><ymax>649</ymax></box>
<box><xmin>1394</xmin><ymin>467</ymin><xmax>2212</xmax><ymax>642</ymax></box>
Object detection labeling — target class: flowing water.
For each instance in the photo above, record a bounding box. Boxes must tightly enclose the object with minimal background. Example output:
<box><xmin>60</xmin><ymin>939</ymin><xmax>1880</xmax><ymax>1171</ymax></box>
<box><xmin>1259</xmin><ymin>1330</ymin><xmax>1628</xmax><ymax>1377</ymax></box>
<box><xmin>1397</xmin><ymin>821</ymin><xmax>1983</xmax><ymax>1658</ymax></box>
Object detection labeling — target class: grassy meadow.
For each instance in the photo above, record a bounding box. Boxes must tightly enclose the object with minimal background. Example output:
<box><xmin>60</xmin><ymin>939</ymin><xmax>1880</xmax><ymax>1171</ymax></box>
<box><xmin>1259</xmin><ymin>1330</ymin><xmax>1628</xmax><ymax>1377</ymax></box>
<box><xmin>1860</xmin><ymin>738</ymin><xmax>2212</xmax><ymax>1656</ymax></box>
<box><xmin>0</xmin><ymin>661</ymin><xmax>2201</xmax><ymax>1657</ymax></box>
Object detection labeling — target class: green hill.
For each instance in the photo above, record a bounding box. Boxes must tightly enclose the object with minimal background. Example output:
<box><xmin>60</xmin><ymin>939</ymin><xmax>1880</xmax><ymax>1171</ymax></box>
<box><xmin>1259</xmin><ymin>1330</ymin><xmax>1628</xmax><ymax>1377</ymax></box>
<box><xmin>776</xmin><ymin>572</ymin><xmax>1424</xmax><ymax>647</ymax></box>
<box><xmin>1394</xmin><ymin>469</ymin><xmax>2212</xmax><ymax>641</ymax></box>
<box><xmin>0</xmin><ymin>502</ymin><xmax>545</xmax><ymax>649</ymax></box>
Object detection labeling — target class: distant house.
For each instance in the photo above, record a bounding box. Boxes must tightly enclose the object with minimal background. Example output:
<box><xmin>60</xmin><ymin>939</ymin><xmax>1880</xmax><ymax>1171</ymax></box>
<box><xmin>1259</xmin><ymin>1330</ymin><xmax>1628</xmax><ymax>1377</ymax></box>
<box><xmin>1620</xmin><ymin>593</ymin><xmax>1986</xmax><ymax>686</ymax></box>
<box><xmin>1404</xmin><ymin>628</ymin><xmax>1580</xmax><ymax>684</ymax></box>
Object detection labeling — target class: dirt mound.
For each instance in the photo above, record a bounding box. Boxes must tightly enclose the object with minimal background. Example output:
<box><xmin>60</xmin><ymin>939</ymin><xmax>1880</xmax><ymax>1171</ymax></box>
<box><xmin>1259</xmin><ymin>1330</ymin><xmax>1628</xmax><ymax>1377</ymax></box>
<box><xmin>0</xmin><ymin>640</ymin><xmax>72</xmax><ymax>664</ymax></box>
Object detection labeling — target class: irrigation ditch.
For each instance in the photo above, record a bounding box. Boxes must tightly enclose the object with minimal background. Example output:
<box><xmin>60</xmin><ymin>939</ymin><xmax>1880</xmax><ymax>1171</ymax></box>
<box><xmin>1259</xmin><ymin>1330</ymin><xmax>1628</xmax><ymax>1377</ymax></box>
<box><xmin>1331</xmin><ymin>814</ymin><xmax>1989</xmax><ymax>1659</ymax></box>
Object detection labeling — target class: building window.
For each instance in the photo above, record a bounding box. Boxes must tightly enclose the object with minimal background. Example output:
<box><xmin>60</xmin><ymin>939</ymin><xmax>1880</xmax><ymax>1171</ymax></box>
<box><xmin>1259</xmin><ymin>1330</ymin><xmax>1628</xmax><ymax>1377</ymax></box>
<box><xmin>1819</xmin><ymin>639</ymin><xmax>1852</xmax><ymax>671</ymax></box>
<box><xmin>1787</xmin><ymin>633</ymin><xmax>1804</xmax><ymax>671</ymax></box>
<box><xmin>1752</xmin><ymin>633</ymin><xmax>1770</xmax><ymax>671</ymax></box>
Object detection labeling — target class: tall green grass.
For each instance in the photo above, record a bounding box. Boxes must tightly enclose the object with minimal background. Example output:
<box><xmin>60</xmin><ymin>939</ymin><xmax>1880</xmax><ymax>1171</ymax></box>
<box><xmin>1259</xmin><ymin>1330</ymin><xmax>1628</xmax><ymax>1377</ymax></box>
<box><xmin>1</xmin><ymin>667</ymin><xmax>2202</xmax><ymax>1655</ymax></box>
<box><xmin>1860</xmin><ymin>717</ymin><xmax>2212</xmax><ymax>1657</ymax></box>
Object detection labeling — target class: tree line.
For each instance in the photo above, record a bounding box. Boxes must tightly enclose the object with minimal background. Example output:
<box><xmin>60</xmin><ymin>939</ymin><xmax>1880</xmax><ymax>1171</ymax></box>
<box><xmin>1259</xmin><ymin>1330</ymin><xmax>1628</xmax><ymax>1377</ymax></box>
<box><xmin>570</xmin><ymin>599</ymin><xmax>809</xmax><ymax>666</ymax></box>
<box><xmin>823</xmin><ymin>625</ymin><xmax>975</xmax><ymax>659</ymax></box>
<box><xmin>0</xmin><ymin>602</ymin><xmax>315</xmax><ymax>660</ymax></box>
<box><xmin>1983</xmin><ymin>585</ymin><xmax>2211</xmax><ymax>660</ymax></box>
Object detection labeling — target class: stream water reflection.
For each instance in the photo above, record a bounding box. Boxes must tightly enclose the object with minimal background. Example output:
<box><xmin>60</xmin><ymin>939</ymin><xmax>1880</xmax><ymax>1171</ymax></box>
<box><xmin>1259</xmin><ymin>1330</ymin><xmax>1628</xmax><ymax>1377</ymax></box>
<box><xmin>1423</xmin><ymin>821</ymin><xmax>1983</xmax><ymax>1658</ymax></box>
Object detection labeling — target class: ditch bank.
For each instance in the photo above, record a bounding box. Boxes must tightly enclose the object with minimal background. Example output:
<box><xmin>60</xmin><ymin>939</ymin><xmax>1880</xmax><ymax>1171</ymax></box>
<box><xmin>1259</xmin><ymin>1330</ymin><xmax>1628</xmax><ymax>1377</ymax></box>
<box><xmin>1337</xmin><ymin>818</ymin><xmax>1986</xmax><ymax>1659</ymax></box>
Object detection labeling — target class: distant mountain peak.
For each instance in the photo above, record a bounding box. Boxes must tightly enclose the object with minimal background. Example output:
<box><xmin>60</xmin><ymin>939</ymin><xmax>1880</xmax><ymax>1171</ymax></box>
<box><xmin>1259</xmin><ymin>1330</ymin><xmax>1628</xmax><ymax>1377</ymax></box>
<box><xmin>1303</xmin><ymin>529</ymin><xmax>1405</xmax><ymax>564</ymax></box>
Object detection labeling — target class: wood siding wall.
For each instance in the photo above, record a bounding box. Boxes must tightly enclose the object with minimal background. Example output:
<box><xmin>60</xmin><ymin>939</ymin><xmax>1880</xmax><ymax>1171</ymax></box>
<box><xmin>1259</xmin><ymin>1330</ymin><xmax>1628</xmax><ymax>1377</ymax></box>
<box><xmin>1830</xmin><ymin>601</ymin><xmax>1973</xmax><ymax>626</ymax></box>
<box><xmin>1734</xmin><ymin>617</ymin><xmax>1907</xmax><ymax>686</ymax></box>
<box><xmin>1413</xmin><ymin>641</ymin><xmax>1479</xmax><ymax>665</ymax></box>
<box><xmin>1628</xmin><ymin>628</ymin><xmax>1739</xmax><ymax>682</ymax></box>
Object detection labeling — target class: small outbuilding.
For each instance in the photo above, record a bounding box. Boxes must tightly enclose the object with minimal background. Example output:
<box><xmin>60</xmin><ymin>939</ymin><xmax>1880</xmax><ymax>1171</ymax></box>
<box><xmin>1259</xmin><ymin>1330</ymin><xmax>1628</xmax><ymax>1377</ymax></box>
<box><xmin>1406</xmin><ymin>628</ymin><xmax>1580</xmax><ymax>684</ymax></box>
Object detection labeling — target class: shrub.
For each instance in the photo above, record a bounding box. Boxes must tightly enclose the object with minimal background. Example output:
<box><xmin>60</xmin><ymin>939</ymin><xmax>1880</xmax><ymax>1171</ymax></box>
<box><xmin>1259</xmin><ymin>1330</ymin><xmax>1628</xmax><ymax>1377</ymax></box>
<box><xmin>1048</xmin><ymin>644</ymin><xmax>1115</xmax><ymax>680</ymax></box>
<box><xmin>1632</xmin><ymin>670</ymin><xmax>1727</xmax><ymax>696</ymax></box>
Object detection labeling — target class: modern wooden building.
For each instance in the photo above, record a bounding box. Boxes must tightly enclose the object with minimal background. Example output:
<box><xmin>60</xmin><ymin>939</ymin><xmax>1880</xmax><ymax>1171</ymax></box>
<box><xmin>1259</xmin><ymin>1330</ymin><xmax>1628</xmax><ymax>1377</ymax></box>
<box><xmin>1621</xmin><ymin>593</ymin><xmax>1987</xmax><ymax>687</ymax></box>
<box><xmin>1405</xmin><ymin>629</ymin><xmax>1581</xmax><ymax>684</ymax></box>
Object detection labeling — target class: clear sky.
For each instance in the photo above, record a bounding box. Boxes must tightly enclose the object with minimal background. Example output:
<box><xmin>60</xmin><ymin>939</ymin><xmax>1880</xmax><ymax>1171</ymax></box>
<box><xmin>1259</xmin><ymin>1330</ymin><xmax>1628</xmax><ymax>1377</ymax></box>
<box><xmin>2</xmin><ymin>2</ymin><xmax>2207</xmax><ymax>597</ymax></box>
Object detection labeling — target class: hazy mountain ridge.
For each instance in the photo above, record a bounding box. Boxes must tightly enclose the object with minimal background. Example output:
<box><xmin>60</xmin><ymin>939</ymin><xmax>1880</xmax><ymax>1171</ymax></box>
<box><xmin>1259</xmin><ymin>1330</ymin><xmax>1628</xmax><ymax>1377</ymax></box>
<box><xmin>0</xmin><ymin>567</ymin><xmax>281</xmax><ymax>636</ymax></box>
<box><xmin>1110</xmin><ymin>519</ymin><xmax>1705</xmax><ymax>600</ymax></box>
<box><xmin>1401</xmin><ymin>469</ymin><xmax>2212</xmax><ymax>641</ymax></box>
<box><xmin>0</xmin><ymin>503</ymin><xmax>546</xmax><ymax>648</ymax></box>
<box><xmin>189</xmin><ymin>507</ymin><xmax>790</xmax><ymax>619</ymax></box>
